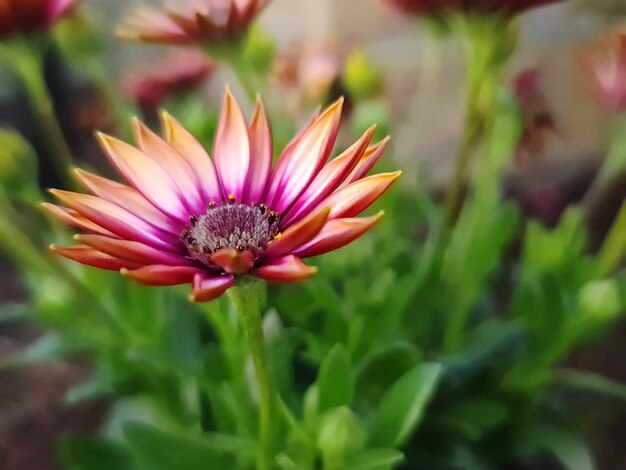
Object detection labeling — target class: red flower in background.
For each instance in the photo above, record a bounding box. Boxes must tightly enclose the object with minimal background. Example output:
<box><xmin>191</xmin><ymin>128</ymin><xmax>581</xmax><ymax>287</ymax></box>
<box><xmin>0</xmin><ymin>0</ymin><xmax>74</xmax><ymax>38</ymax></box>
<box><xmin>45</xmin><ymin>90</ymin><xmax>398</xmax><ymax>302</ymax></box>
<box><xmin>578</xmin><ymin>29</ymin><xmax>626</xmax><ymax>112</ymax></box>
<box><xmin>122</xmin><ymin>51</ymin><xmax>215</xmax><ymax>116</ymax></box>
<box><xmin>383</xmin><ymin>0</ymin><xmax>564</xmax><ymax>17</ymax></box>
<box><xmin>118</xmin><ymin>0</ymin><xmax>269</xmax><ymax>45</ymax></box>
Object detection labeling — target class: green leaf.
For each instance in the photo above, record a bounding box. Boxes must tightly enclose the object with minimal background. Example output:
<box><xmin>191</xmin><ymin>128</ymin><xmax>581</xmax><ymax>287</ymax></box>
<box><xmin>317</xmin><ymin>407</ymin><xmax>367</xmax><ymax>469</ymax></box>
<box><xmin>552</xmin><ymin>368</ymin><xmax>626</xmax><ymax>401</ymax></box>
<box><xmin>0</xmin><ymin>333</ymin><xmax>90</xmax><ymax>370</ymax></box>
<box><xmin>356</xmin><ymin>342</ymin><xmax>420</xmax><ymax>405</ymax></box>
<box><xmin>436</xmin><ymin>399</ymin><xmax>508</xmax><ymax>442</ymax></box>
<box><xmin>317</xmin><ymin>344</ymin><xmax>354</xmax><ymax>412</ymax></box>
<box><xmin>343</xmin><ymin>449</ymin><xmax>405</xmax><ymax>470</ymax></box>
<box><xmin>368</xmin><ymin>363</ymin><xmax>442</xmax><ymax>447</ymax></box>
<box><xmin>530</xmin><ymin>425</ymin><xmax>595</xmax><ymax>470</ymax></box>
<box><xmin>123</xmin><ymin>422</ymin><xmax>254</xmax><ymax>470</ymax></box>
<box><xmin>65</xmin><ymin>372</ymin><xmax>117</xmax><ymax>405</ymax></box>
<box><xmin>59</xmin><ymin>436</ymin><xmax>134</xmax><ymax>470</ymax></box>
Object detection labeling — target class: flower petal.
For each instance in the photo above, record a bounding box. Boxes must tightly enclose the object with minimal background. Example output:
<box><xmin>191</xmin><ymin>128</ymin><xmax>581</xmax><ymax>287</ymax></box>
<box><xmin>340</xmin><ymin>137</ymin><xmax>390</xmax><ymax>188</ymax></box>
<box><xmin>244</xmin><ymin>97</ymin><xmax>272</xmax><ymax>204</ymax></box>
<box><xmin>97</xmin><ymin>132</ymin><xmax>188</xmax><ymax>222</ymax></box>
<box><xmin>50</xmin><ymin>244</ymin><xmax>142</xmax><ymax>271</ymax></box>
<box><xmin>213</xmin><ymin>88</ymin><xmax>250</xmax><ymax>201</ymax></box>
<box><xmin>75</xmin><ymin>234</ymin><xmax>191</xmax><ymax>266</ymax></box>
<box><xmin>42</xmin><ymin>203</ymin><xmax>120</xmax><ymax>238</ymax></box>
<box><xmin>118</xmin><ymin>9</ymin><xmax>191</xmax><ymax>44</ymax></box>
<box><xmin>321</xmin><ymin>171</ymin><xmax>402</xmax><ymax>219</ymax></box>
<box><xmin>50</xmin><ymin>190</ymin><xmax>180</xmax><ymax>252</ymax></box>
<box><xmin>283</xmin><ymin>126</ymin><xmax>375</xmax><ymax>226</ymax></box>
<box><xmin>210</xmin><ymin>248</ymin><xmax>255</xmax><ymax>274</ymax></box>
<box><xmin>121</xmin><ymin>264</ymin><xmax>204</xmax><ymax>286</ymax></box>
<box><xmin>266</xmin><ymin>99</ymin><xmax>343</xmax><ymax>213</ymax></box>
<box><xmin>73</xmin><ymin>168</ymin><xmax>180</xmax><ymax>233</ymax></box>
<box><xmin>253</xmin><ymin>255</ymin><xmax>317</xmax><ymax>283</ymax></box>
<box><xmin>50</xmin><ymin>0</ymin><xmax>74</xmax><ymax>20</ymax></box>
<box><xmin>189</xmin><ymin>273</ymin><xmax>234</xmax><ymax>302</ymax></box>
<box><xmin>264</xmin><ymin>206</ymin><xmax>330</xmax><ymax>259</ymax></box>
<box><xmin>294</xmin><ymin>211</ymin><xmax>384</xmax><ymax>258</ymax></box>
<box><xmin>161</xmin><ymin>111</ymin><xmax>223</xmax><ymax>204</ymax></box>
<box><xmin>133</xmin><ymin>118</ymin><xmax>205</xmax><ymax>214</ymax></box>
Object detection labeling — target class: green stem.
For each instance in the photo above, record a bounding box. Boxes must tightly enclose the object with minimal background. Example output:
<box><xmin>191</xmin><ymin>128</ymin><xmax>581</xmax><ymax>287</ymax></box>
<box><xmin>597</xmin><ymin>202</ymin><xmax>626</xmax><ymax>276</ymax></box>
<box><xmin>442</xmin><ymin>98</ymin><xmax>484</xmax><ymax>228</ymax></box>
<box><xmin>228</xmin><ymin>278</ymin><xmax>275</xmax><ymax>470</ymax></box>
<box><xmin>438</xmin><ymin>18</ymin><xmax>513</xmax><ymax>353</ymax></box>
<box><xmin>9</xmin><ymin>45</ymin><xmax>75</xmax><ymax>188</ymax></box>
<box><xmin>442</xmin><ymin>27</ymin><xmax>491</xmax><ymax>229</ymax></box>
<box><xmin>229</xmin><ymin>55</ymin><xmax>258</xmax><ymax>103</ymax></box>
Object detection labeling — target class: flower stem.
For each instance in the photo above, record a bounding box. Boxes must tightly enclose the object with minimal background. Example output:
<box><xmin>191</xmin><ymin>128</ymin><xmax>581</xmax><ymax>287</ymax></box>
<box><xmin>229</xmin><ymin>55</ymin><xmax>258</xmax><ymax>103</ymax></box>
<box><xmin>228</xmin><ymin>278</ymin><xmax>275</xmax><ymax>470</ymax></box>
<box><xmin>9</xmin><ymin>44</ymin><xmax>75</xmax><ymax>188</ymax></box>
<box><xmin>442</xmin><ymin>26</ymin><xmax>492</xmax><ymax>229</ymax></box>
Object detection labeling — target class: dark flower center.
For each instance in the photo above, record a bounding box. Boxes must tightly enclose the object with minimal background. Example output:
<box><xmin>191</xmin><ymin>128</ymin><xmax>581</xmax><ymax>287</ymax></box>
<box><xmin>181</xmin><ymin>200</ymin><xmax>280</xmax><ymax>265</ymax></box>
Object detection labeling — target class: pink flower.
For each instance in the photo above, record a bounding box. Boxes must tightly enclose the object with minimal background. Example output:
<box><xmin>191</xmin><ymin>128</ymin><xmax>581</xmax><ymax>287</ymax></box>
<box><xmin>578</xmin><ymin>29</ymin><xmax>626</xmax><ymax>112</ymax></box>
<box><xmin>511</xmin><ymin>68</ymin><xmax>556</xmax><ymax>167</ymax></box>
<box><xmin>122</xmin><ymin>51</ymin><xmax>215</xmax><ymax>116</ymax></box>
<box><xmin>117</xmin><ymin>0</ymin><xmax>269</xmax><ymax>45</ymax></box>
<box><xmin>382</xmin><ymin>0</ymin><xmax>564</xmax><ymax>17</ymax></box>
<box><xmin>45</xmin><ymin>90</ymin><xmax>399</xmax><ymax>302</ymax></box>
<box><xmin>0</xmin><ymin>0</ymin><xmax>74</xmax><ymax>38</ymax></box>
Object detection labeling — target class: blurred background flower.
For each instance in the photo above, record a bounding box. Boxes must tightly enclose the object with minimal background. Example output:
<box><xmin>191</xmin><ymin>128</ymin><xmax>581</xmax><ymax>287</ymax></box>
<box><xmin>0</xmin><ymin>0</ymin><xmax>75</xmax><ymax>38</ymax></box>
<box><xmin>577</xmin><ymin>29</ymin><xmax>626</xmax><ymax>112</ymax></box>
<box><xmin>121</xmin><ymin>50</ymin><xmax>215</xmax><ymax>120</ymax></box>
<box><xmin>382</xmin><ymin>0</ymin><xmax>565</xmax><ymax>17</ymax></box>
<box><xmin>117</xmin><ymin>0</ymin><xmax>270</xmax><ymax>45</ymax></box>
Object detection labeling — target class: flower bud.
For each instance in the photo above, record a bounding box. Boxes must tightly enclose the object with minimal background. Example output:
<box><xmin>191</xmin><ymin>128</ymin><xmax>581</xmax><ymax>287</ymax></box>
<box><xmin>343</xmin><ymin>52</ymin><xmax>383</xmax><ymax>101</ymax></box>
<box><xmin>578</xmin><ymin>280</ymin><xmax>622</xmax><ymax>321</ymax></box>
<box><xmin>317</xmin><ymin>407</ymin><xmax>366</xmax><ymax>468</ymax></box>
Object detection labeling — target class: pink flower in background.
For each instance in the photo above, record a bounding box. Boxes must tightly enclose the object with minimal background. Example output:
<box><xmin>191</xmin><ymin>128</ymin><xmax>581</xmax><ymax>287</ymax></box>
<box><xmin>578</xmin><ymin>30</ymin><xmax>626</xmax><ymax>112</ymax></box>
<box><xmin>45</xmin><ymin>90</ymin><xmax>398</xmax><ymax>302</ymax></box>
<box><xmin>0</xmin><ymin>0</ymin><xmax>74</xmax><ymax>38</ymax></box>
<box><xmin>512</xmin><ymin>68</ymin><xmax>556</xmax><ymax>167</ymax></box>
<box><xmin>271</xmin><ymin>45</ymin><xmax>341</xmax><ymax>114</ymax></box>
<box><xmin>382</xmin><ymin>0</ymin><xmax>564</xmax><ymax>17</ymax></box>
<box><xmin>118</xmin><ymin>0</ymin><xmax>269</xmax><ymax>45</ymax></box>
<box><xmin>122</xmin><ymin>51</ymin><xmax>215</xmax><ymax>116</ymax></box>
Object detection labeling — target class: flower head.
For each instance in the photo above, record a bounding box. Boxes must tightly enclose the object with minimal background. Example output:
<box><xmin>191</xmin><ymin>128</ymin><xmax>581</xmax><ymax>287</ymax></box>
<box><xmin>382</xmin><ymin>0</ymin><xmax>563</xmax><ymax>17</ymax></box>
<box><xmin>577</xmin><ymin>29</ymin><xmax>626</xmax><ymax>112</ymax></box>
<box><xmin>45</xmin><ymin>89</ymin><xmax>398</xmax><ymax>302</ymax></box>
<box><xmin>118</xmin><ymin>0</ymin><xmax>269</xmax><ymax>46</ymax></box>
<box><xmin>0</xmin><ymin>0</ymin><xmax>74</xmax><ymax>38</ymax></box>
<box><xmin>122</xmin><ymin>50</ymin><xmax>215</xmax><ymax>116</ymax></box>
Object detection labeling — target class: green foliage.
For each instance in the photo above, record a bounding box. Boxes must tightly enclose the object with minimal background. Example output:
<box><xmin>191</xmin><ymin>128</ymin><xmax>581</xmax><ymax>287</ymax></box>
<box><xmin>317</xmin><ymin>344</ymin><xmax>355</xmax><ymax>413</ymax></box>
<box><xmin>368</xmin><ymin>363</ymin><xmax>442</xmax><ymax>447</ymax></box>
<box><xmin>59</xmin><ymin>437</ymin><xmax>134</xmax><ymax>470</ymax></box>
<box><xmin>123</xmin><ymin>422</ymin><xmax>255</xmax><ymax>469</ymax></box>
